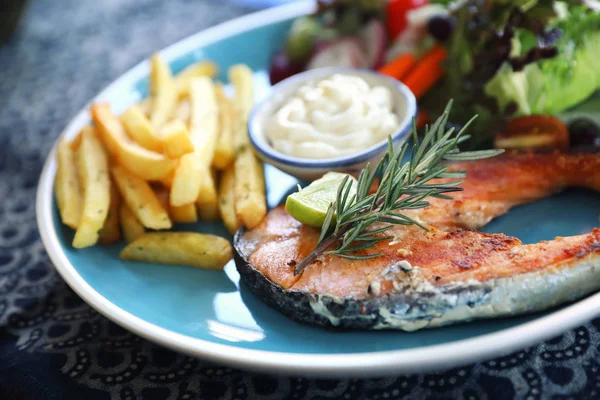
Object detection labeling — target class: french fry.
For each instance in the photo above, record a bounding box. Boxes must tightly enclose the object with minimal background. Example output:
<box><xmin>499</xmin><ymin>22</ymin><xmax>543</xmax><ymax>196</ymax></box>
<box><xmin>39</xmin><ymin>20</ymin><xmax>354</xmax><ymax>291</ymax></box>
<box><xmin>171</xmin><ymin>203</ymin><xmax>198</xmax><ymax>224</ymax></box>
<box><xmin>229</xmin><ymin>64</ymin><xmax>254</xmax><ymax>145</ymax></box>
<box><xmin>169</xmin><ymin>77</ymin><xmax>219</xmax><ymax>206</ymax></box>
<box><xmin>229</xmin><ymin>64</ymin><xmax>267</xmax><ymax>229</ymax></box>
<box><xmin>234</xmin><ymin>149</ymin><xmax>267</xmax><ymax>229</ymax></box>
<box><xmin>70</xmin><ymin>129</ymin><xmax>84</xmax><ymax>151</ymax></box>
<box><xmin>55</xmin><ymin>138</ymin><xmax>83</xmax><ymax>229</ymax></box>
<box><xmin>212</xmin><ymin>84</ymin><xmax>235</xmax><ymax>169</ymax></box>
<box><xmin>111</xmin><ymin>165</ymin><xmax>172</xmax><ymax>230</ymax></box>
<box><xmin>189</xmin><ymin>77</ymin><xmax>219</xmax><ymax>162</ymax></box>
<box><xmin>170</xmin><ymin>153</ymin><xmax>203</xmax><ymax>206</ymax></box>
<box><xmin>98</xmin><ymin>180</ymin><xmax>122</xmax><ymax>245</ymax></box>
<box><xmin>160</xmin><ymin>120</ymin><xmax>194</xmax><ymax>159</ymax></box>
<box><xmin>90</xmin><ymin>103</ymin><xmax>119</xmax><ymax>157</ymax></box>
<box><xmin>197</xmin><ymin>170</ymin><xmax>219</xmax><ymax>221</ymax></box>
<box><xmin>174</xmin><ymin>61</ymin><xmax>219</xmax><ymax>98</ymax></box>
<box><xmin>121</xmin><ymin>105</ymin><xmax>163</xmax><ymax>152</ymax></box>
<box><xmin>91</xmin><ymin>103</ymin><xmax>177</xmax><ymax>181</ymax></box>
<box><xmin>120</xmin><ymin>232</ymin><xmax>232</xmax><ymax>270</ymax></box>
<box><xmin>73</xmin><ymin>127</ymin><xmax>111</xmax><ymax>248</ymax></box>
<box><xmin>154</xmin><ymin>182</ymin><xmax>198</xmax><ymax>223</ymax></box>
<box><xmin>218</xmin><ymin>166</ymin><xmax>240</xmax><ymax>234</ymax></box>
<box><xmin>198</xmin><ymin>203</ymin><xmax>220</xmax><ymax>222</ymax></box>
<box><xmin>172</xmin><ymin>98</ymin><xmax>191</xmax><ymax>125</ymax></box>
<box><xmin>149</xmin><ymin>53</ymin><xmax>177</xmax><ymax>129</ymax></box>
<box><xmin>119</xmin><ymin>203</ymin><xmax>145</xmax><ymax>243</ymax></box>
<box><xmin>138</xmin><ymin>97</ymin><xmax>152</xmax><ymax>117</ymax></box>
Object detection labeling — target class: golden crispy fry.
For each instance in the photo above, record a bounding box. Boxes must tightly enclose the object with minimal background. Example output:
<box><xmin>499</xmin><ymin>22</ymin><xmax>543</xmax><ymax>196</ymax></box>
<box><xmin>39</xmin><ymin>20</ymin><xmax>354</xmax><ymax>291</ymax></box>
<box><xmin>189</xmin><ymin>77</ymin><xmax>219</xmax><ymax>162</ymax></box>
<box><xmin>228</xmin><ymin>64</ymin><xmax>254</xmax><ymax>148</ymax></box>
<box><xmin>160</xmin><ymin>120</ymin><xmax>194</xmax><ymax>159</ymax></box>
<box><xmin>90</xmin><ymin>104</ymin><xmax>118</xmax><ymax>157</ymax></box>
<box><xmin>171</xmin><ymin>203</ymin><xmax>198</xmax><ymax>224</ymax></box>
<box><xmin>121</xmin><ymin>105</ymin><xmax>163</xmax><ymax>152</ymax></box>
<box><xmin>120</xmin><ymin>232</ymin><xmax>232</xmax><ymax>270</ymax></box>
<box><xmin>234</xmin><ymin>148</ymin><xmax>267</xmax><ymax>229</ymax></box>
<box><xmin>155</xmin><ymin>188</ymin><xmax>198</xmax><ymax>225</ymax></box>
<box><xmin>72</xmin><ymin>128</ymin><xmax>111</xmax><ymax>248</ymax></box>
<box><xmin>138</xmin><ymin>97</ymin><xmax>152</xmax><ymax>117</ymax></box>
<box><xmin>169</xmin><ymin>78</ymin><xmax>219</xmax><ymax>206</ymax></box>
<box><xmin>170</xmin><ymin>153</ymin><xmax>203</xmax><ymax>206</ymax></box>
<box><xmin>91</xmin><ymin>103</ymin><xmax>177</xmax><ymax>180</ymax></box>
<box><xmin>172</xmin><ymin>98</ymin><xmax>191</xmax><ymax>125</ymax></box>
<box><xmin>119</xmin><ymin>203</ymin><xmax>145</xmax><ymax>243</ymax></box>
<box><xmin>55</xmin><ymin>138</ymin><xmax>83</xmax><ymax>229</ymax></box>
<box><xmin>218</xmin><ymin>166</ymin><xmax>240</xmax><ymax>234</ymax></box>
<box><xmin>154</xmin><ymin>186</ymin><xmax>197</xmax><ymax>225</ymax></box>
<box><xmin>198</xmin><ymin>201</ymin><xmax>219</xmax><ymax>221</ymax></box>
<box><xmin>98</xmin><ymin>180</ymin><xmax>122</xmax><ymax>245</ymax></box>
<box><xmin>70</xmin><ymin>129</ymin><xmax>84</xmax><ymax>151</ymax></box>
<box><xmin>197</xmin><ymin>169</ymin><xmax>219</xmax><ymax>221</ymax></box>
<box><xmin>174</xmin><ymin>61</ymin><xmax>219</xmax><ymax>98</ymax></box>
<box><xmin>149</xmin><ymin>53</ymin><xmax>177</xmax><ymax>129</ymax></box>
<box><xmin>229</xmin><ymin>65</ymin><xmax>266</xmax><ymax>228</ymax></box>
<box><xmin>212</xmin><ymin>84</ymin><xmax>235</xmax><ymax>169</ymax></box>
<box><xmin>111</xmin><ymin>165</ymin><xmax>172</xmax><ymax>230</ymax></box>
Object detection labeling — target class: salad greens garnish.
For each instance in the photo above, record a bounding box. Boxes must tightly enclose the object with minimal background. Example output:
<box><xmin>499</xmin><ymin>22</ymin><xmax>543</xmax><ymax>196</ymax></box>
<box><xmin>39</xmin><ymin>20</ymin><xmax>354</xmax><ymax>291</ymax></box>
<box><xmin>422</xmin><ymin>1</ymin><xmax>600</xmax><ymax>148</ymax></box>
<box><xmin>293</xmin><ymin>102</ymin><xmax>503</xmax><ymax>275</ymax></box>
<box><xmin>422</xmin><ymin>0</ymin><xmax>562</xmax><ymax>147</ymax></box>
<box><xmin>512</xmin><ymin>4</ymin><xmax>600</xmax><ymax>115</ymax></box>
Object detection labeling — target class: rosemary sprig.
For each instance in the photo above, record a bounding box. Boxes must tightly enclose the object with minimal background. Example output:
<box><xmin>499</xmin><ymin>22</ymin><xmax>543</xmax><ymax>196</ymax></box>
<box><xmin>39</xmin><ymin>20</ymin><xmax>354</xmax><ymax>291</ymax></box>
<box><xmin>293</xmin><ymin>101</ymin><xmax>503</xmax><ymax>275</ymax></box>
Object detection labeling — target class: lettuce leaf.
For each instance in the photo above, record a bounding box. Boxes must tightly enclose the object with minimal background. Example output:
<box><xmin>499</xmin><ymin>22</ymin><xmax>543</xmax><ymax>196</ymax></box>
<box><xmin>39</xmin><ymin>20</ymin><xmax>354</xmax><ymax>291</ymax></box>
<box><xmin>485</xmin><ymin>63</ymin><xmax>532</xmax><ymax>115</ymax></box>
<box><xmin>532</xmin><ymin>5</ymin><xmax>600</xmax><ymax>113</ymax></box>
<box><xmin>420</xmin><ymin>0</ymin><xmax>560</xmax><ymax>148</ymax></box>
<box><xmin>485</xmin><ymin>4</ymin><xmax>600</xmax><ymax>116</ymax></box>
<box><xmin>559</xmin><ymin>91</ymin><xmax>600</xmax><ymax>127</ymax></box>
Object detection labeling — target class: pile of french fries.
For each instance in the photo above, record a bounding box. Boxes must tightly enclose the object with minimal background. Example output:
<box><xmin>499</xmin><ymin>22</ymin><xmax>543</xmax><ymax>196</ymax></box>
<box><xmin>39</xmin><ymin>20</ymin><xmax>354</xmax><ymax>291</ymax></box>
<box><xmin>54</xmin><ymin>55</ymin><xmax>267</xmax><ymax>270</ymax></box>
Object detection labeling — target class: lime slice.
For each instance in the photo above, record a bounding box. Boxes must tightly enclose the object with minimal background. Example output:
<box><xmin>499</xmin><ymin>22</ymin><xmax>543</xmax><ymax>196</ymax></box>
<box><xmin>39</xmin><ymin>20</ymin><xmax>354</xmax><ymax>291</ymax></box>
<box><xmin>285</xmin><ymin>172</ymin><xmax>357</xmax><ymax>228</ymax></box>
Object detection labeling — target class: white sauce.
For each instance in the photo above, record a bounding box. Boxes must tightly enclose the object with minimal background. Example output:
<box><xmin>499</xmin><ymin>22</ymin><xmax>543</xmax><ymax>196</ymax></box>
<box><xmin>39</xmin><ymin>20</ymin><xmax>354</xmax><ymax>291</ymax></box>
<box><xmin>265</xmin><ymin>74</ymin><xmax>400</xmax><ymax>159</ymax></box>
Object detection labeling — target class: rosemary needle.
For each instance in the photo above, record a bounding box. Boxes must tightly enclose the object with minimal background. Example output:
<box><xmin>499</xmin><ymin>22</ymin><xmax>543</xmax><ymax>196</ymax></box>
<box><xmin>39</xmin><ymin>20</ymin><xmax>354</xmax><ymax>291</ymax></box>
<box><xmin>293</xmin><ymin>101</ymin><xmax>503</xmax><ymax>275</ymax></box>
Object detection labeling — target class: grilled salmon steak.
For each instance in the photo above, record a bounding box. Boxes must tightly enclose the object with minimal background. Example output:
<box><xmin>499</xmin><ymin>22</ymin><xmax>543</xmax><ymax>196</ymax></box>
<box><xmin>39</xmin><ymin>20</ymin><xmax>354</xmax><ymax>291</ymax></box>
<box><xmin>234</xmin><ymin>152</ymin><xmax>600</xmax><ymax>330</ymax></box>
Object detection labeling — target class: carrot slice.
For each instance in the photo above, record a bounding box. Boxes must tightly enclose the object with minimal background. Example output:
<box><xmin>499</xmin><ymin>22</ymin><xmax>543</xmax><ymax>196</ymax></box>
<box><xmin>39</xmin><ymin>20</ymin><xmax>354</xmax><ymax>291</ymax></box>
<box><xmin>378</xmin><ymin>54</ymin><xmax>416</xmax><ymax>80</ymax></box>
<box><xmin>404</xmin><ymin>64</ymin><xmax>444</xmax><ymax>100</ymax></box>
<box><xmin>402</xmin><ymin>45</ymin><xmax>448</xmax><ymax>99</ymax></box>
<box><xmin>421</xmin><ymin>45</ymin><xmax>448</xmax><ymax>66</ymax></box>
<box><xmin>416</xmin><ymin>111</ymin><xmax>430</xmax><ymax>129</ymax></box>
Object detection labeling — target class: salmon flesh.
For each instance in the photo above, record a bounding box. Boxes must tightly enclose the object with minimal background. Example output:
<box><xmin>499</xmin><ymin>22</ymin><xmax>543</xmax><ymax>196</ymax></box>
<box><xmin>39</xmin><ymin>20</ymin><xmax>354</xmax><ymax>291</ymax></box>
<box><xmin>234</xmin><ymin>152</ymin><xmax>600</xmax><ymax>330</ymax></box>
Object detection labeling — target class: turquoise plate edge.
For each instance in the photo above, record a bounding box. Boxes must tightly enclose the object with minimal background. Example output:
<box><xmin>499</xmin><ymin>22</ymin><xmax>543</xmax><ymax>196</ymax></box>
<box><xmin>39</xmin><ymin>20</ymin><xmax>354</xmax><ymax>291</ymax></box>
<box><xmin>43</xmin><ymin>5</ymin><xmax>600</xmax><ymax>359</ymax></box>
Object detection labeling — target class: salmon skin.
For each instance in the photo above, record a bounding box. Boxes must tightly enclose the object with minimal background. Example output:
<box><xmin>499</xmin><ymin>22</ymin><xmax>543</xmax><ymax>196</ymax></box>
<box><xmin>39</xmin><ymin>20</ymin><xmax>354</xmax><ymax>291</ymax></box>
<box><xmin>234</xmin><ymin>152</ymin><xmax>600</xmax><ymax>330</ymax></box>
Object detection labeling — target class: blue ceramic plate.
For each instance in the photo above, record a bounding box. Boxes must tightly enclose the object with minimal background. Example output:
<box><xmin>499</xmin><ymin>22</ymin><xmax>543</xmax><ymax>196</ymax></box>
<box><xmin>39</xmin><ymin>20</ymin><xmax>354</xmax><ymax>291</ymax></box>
<box><xmin>36</xmin><ymin>1</ymin><xmax>600</xmax><ymax>377</ymax></box>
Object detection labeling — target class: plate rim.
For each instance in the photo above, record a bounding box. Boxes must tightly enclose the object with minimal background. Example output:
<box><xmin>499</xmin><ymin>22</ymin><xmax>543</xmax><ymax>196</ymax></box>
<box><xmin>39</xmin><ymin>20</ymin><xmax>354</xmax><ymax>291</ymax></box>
<box><xmin>36</xmin><ymin>0</ymin><xmax>600</xmax><ymax>377</ymax></box>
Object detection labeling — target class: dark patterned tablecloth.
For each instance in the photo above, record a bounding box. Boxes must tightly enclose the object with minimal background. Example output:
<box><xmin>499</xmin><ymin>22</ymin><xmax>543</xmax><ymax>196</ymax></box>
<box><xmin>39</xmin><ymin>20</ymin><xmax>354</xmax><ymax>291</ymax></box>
<box><xmin>1</xmin><ymin>1</ymin><xmax>599</xmax><ymax>399</ymax></box>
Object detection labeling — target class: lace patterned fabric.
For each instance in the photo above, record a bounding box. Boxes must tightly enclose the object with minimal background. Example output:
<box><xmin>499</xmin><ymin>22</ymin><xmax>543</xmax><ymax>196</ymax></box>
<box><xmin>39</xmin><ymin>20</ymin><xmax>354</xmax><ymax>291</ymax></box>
<box><xmin>0</xmin><ymin>1</ymin><xmax>598</xmax><ymax>399</ymax></box>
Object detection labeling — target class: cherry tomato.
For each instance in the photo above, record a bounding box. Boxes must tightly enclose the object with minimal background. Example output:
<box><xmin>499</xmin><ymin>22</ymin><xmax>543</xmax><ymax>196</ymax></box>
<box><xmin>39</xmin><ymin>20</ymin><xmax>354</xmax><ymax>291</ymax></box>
<box><xmin>386</xmin><ymin>0</ymin><xmax>428</xmax><ymax>41</ymax></box>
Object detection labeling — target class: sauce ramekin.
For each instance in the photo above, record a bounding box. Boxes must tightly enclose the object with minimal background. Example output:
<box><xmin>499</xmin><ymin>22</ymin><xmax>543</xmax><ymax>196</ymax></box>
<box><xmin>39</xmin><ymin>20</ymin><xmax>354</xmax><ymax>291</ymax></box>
<box><xmin>248</xmin><ymin>67</ymin><xmax>417</xmax><ymax>181</ymax></box>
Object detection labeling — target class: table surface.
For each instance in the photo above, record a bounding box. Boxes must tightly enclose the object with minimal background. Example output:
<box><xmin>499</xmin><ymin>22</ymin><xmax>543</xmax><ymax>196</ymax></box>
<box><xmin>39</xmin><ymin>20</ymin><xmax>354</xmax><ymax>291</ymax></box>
<box><xmin>1</xmin><ymin>0</ymin><xmax>599</xmax><ymax>399</ymax></box>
